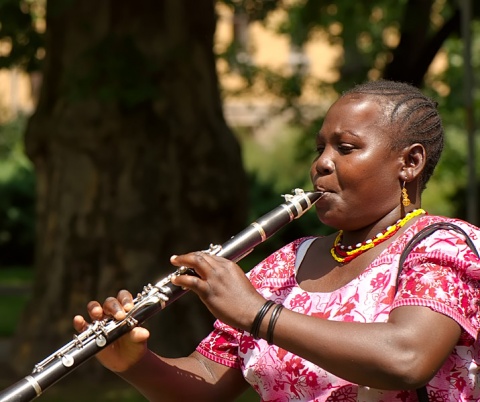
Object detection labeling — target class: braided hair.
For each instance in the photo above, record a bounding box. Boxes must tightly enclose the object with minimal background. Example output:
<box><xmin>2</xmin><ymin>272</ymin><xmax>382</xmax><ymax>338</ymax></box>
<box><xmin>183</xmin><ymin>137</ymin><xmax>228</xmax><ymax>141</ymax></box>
<box><xmin>343</xmin><ymin>80</ymin><xmax>444</xmax><ymax>190</ymax></box>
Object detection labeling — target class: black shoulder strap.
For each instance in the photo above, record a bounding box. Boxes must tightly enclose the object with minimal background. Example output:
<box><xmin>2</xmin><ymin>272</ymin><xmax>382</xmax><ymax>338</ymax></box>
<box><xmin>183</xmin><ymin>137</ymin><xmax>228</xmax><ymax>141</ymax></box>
<box><xmin>416</xmin><ymin>385</ymin><xmax>429</xmax><ymax>402</ymax></box>
<box><xmin>397</xmin><ymin>222</ymin><xmax>479</xmax><ymax>286</ymax></box>
<box><xmin>396</xmin><ymin>222</ymin><xmax>479</xmax><ymax>402</ymax></box>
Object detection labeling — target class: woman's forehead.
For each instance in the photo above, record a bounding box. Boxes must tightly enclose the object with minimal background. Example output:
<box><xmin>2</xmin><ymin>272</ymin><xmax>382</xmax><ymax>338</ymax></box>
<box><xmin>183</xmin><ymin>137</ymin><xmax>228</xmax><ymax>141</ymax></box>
<box><xmin>323</xmin><ymin>95</ymin><xmax>389</xmax><ymax>129</ymax></box>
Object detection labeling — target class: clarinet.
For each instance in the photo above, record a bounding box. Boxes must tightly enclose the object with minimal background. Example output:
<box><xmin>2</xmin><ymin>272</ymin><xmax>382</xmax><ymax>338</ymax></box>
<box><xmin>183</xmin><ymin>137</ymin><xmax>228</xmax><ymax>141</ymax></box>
<box><xmin>0</xmin><ymin>188</ymin><xmax>323</xmax><ymax>402</ymax></box>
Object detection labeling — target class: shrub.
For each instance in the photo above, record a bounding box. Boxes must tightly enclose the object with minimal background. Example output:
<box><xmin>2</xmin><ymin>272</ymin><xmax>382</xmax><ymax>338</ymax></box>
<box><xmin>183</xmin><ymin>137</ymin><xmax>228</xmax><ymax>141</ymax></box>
<box><xmin>0</xmin><ymin>115</ymin><xmax>35</xmax><ymax>267</ymax></box>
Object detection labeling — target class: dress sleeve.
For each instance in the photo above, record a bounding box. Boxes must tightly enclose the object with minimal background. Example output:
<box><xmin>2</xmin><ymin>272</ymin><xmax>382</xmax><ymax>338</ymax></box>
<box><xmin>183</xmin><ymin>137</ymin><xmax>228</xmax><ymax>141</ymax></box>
<box><xmin>392</xmin><ymin>228</ymin><xmax>480</xmax><ymax>340</ymax></box>
<box><xmin>195</xmin><ymin>239</ymin><xmax>305</xmax><ymax>368</ymax></box>
<box><xmin>196</xmin><ymin>319</ymin><xmax>243</xmax><ymax>369</ymax></box>
<box><xmin>194</xmin><ymin>245</ymin><xmax>283</xmax><ymax>369</ymax></box>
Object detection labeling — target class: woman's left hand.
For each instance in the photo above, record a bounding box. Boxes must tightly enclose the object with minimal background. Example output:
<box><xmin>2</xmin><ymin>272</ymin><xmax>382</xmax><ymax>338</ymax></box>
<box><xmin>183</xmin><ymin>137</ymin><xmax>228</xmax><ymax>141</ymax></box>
<box><xmin>170</xmin><ymin>252</ymin><xmax>266</xmax><ymax>331</ymax></box>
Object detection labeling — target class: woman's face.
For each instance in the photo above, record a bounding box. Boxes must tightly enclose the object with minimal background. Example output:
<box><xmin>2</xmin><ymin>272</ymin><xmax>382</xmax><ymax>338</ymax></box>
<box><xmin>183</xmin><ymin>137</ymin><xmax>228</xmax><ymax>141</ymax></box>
<box><xmin>310</xmin><ymin>94</ymin><xmax>405</xmax><ymax>231</ymax></box>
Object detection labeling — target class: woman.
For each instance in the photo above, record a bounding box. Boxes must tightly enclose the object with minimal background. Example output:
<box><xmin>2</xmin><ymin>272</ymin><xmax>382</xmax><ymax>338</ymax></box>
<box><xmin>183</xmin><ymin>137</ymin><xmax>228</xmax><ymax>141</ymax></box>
<box><xmin>74</xmin><ymin>80</ymin><xmax>480</xmax><ymax>401</ymax></box>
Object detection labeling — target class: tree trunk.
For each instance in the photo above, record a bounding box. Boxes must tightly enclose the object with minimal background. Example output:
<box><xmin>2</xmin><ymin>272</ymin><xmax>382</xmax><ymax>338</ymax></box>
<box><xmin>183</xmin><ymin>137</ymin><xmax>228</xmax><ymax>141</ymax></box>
<box><xmin>383</xmin><ymin>0</ymin><xmax>460</xmax><ymax>87</ymax></box>
<box><xmin>12</xmin><ymin>0</ymin><xmax>248</xmax><ymax>377</ymax></box>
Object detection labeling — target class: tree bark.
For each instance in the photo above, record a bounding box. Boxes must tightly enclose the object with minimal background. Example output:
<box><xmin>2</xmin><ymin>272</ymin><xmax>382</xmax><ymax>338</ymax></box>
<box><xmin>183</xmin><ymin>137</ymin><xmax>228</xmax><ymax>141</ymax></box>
<box><xmin>12</xmin><ymin>0</ymin><xmax>248</xmax><ymax>376</ymax></box>
<box><xmin>383</xmin><ymin>0</ymin><xmax>460</xmax><ymax>87</ymax></box>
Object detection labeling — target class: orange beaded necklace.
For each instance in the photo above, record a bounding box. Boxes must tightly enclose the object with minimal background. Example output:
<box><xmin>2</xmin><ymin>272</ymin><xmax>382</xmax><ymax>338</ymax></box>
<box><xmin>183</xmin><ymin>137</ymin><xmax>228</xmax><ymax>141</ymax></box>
<box><xmin>330</xmin><ymin>209</ymin><xmax>426</xmax><ymax>263</ymax></box>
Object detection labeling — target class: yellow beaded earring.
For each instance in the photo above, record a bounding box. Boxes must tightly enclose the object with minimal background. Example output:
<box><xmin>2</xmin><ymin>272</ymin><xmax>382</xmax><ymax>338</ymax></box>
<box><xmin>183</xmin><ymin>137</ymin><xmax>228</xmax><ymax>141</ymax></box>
<box><xmin>401</xmin><ymin>181</ymin><xmax>411</xmax><ymax>207</ymax></box>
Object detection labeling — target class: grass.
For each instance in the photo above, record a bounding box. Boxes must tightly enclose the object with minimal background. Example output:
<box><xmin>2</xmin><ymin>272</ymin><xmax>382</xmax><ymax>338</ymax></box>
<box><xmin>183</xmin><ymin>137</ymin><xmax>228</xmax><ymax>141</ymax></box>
<box><xmin>0</xmin><ymin>266</ymin><xmax>33</xmax><ymax>284</ymax></box>
<box><xmin>0</xmin><ymin>293</ymin><xmax>29</xmax><ymax>336</ymax></box>
<box><xmin>0</xmin><ymin>266</ymin><xmax>31</xmax><ymax>336</ymax></box>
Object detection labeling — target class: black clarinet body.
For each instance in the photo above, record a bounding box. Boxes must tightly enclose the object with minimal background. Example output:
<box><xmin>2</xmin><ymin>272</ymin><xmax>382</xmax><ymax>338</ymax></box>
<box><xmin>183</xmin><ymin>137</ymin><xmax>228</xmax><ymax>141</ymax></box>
<box><xmin>0</xmin><ymin>189</ymin><xmax>323</xmax><ymax>402</ymax></box>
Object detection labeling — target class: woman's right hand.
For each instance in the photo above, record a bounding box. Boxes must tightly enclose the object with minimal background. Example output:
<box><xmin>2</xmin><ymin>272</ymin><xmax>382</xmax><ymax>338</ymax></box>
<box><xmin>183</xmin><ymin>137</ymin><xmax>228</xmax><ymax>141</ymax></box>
<box><xmin>73</xmin><ymin>289</ymin><xmax>150</xmax><ymax>373</ymax></box>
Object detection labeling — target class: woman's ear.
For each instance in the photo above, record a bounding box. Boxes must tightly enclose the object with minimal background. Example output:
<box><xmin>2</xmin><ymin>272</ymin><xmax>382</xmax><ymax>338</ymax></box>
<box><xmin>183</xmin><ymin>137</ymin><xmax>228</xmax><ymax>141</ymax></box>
<box><xmin>400</xmin><ymin>143</ymin><xmax>426</xmax><ymax>182</ymax></box>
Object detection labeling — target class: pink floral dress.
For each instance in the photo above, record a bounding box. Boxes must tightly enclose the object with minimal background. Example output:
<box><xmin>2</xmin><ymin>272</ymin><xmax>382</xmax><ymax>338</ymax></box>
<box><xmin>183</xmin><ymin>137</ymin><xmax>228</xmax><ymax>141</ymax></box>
<box><xmin>196</xmin><ymin>215</ymin><xmax>480</xmax><ymax>401</ymax></box>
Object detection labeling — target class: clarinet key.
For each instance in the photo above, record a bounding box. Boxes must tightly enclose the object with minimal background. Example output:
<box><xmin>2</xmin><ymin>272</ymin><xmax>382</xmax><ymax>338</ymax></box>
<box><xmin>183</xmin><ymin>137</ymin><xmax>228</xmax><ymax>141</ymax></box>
<box><xmin>96</xmin><ymin>335</ymin><xmax>107</xmax><ymax>347</ymax></box>
<box><xmin>62</xmin><ymin>355</ymin><xmax>74</xmax><ymax>367</ymax></box>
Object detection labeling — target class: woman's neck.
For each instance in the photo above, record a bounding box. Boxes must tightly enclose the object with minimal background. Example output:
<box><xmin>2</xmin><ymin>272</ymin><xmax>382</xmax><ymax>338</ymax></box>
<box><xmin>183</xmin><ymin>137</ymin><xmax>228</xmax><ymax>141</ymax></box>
<box><xmin>339</xmin><ymin>206</ymin><xmax>423</xmax><ymax>247</ymax></box>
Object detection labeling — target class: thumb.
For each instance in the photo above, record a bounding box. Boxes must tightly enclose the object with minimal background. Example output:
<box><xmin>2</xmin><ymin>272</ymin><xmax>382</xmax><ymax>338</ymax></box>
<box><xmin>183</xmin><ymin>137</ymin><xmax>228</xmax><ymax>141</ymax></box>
<box><xmin>126</xmin><ymin>326</ymin><xmax>150</xmax><ymax>343</ymax></box>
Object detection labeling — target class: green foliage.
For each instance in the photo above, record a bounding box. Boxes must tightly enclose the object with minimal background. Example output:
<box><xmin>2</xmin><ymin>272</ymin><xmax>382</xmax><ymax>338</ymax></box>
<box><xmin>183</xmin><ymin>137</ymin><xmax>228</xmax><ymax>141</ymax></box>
<box><xmin>239</xmin><ymin>125</ymin><xmax>313</xmax><ymax>196</ymax></box>
<box><xmin>0</xmin><ymin>115</ymin><xmax>35</xmax><ymax>266</ymax></box>
<box><xmin>0</xmin><ymin>268</ymin><xmax>31</xmax><ymax>337</ymax></box>
<box><xmin>0</xmin><ymin>0</ymin><xmax>44</xmax><ymax>71</ymax></box>
<box><xmin>222</xmin><ymin>0</ymin><xmax>480</xmax><ymax>224</ymax></box>
<box><xmin>235</xmin><ymin>124</ymin><xmax>334</xmax><ymax>270</ymax></box>
<box><xmin>0</xmin><ymin>293</ymin><xmax>29</xmax><ymax>336</ymax></box>
<box><xmin>420</xmin><ymin>20</ymin><xmax>480</xmax><ymax>220</ymax></box>
<box><xmin>0</xmin><ymin>264</ymin><xmax>32</xmax><ymax>283</ymax></box>
<box><xmin>236</xmin><ymin>387</ymin><xmax>258</xmax><ymax>402</ymax></box>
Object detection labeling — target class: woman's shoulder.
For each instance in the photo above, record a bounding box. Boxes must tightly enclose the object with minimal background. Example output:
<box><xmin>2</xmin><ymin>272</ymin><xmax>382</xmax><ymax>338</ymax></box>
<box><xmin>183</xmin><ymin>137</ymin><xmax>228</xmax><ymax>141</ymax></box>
<box><xmin>401</xmin><ymin>214</ymin><xmax>480</xmax><ymax>277</ymax></box>
<box><xmin>411</xmin><ymin>214</ymin><xmax>480</xmax><ymax>245</ymax></box>
<box><xmin>247</xmin><ymin>237</ymin><xmax>318</xmax><ymax>286</ymax></box>
<box><xmin>414</xmin><ymin>214</ymin><xmax>478</xmax><ymax>228</ymax></box>
<box><xmin>395</xmin><ymin>215</ymin><xmax>480</xmax><ymax>340</ymax></box>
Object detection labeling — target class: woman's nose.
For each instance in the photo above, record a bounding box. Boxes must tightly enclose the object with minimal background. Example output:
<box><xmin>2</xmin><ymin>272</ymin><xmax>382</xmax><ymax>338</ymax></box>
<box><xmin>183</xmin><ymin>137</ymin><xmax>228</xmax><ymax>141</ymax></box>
<box><xmin>314</xmin><ymin>151</ymin><xmax>335</xmax><ymax>175</ymax></box>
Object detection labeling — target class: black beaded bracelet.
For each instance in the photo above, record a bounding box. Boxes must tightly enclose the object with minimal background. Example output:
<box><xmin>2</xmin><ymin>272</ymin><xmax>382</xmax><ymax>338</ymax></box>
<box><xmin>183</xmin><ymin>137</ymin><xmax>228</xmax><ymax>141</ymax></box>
<box><xmin>250</xmin><ymin>300</ymin><xmax>275</xmax><ymax>339</ymax></box>
<box><xmin>266</xmin><ymin>303</ymin><xmax>284</xmax><ymax>344</ymax></box>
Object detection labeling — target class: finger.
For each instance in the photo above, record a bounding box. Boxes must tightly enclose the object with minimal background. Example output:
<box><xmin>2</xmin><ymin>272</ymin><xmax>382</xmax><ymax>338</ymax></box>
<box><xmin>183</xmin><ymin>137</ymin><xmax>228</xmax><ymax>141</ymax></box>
<box><xmin>117</xmin><ymin>290</ymin><xmax>134</xmax><ymax>311</ymax></box>
<box><xmin>171</xmin><ymin>271</ymin><xmax>206</xmax><ymax>292</ymax></box>
<box><xmin>73</xmin><ymin>315</ymin><xmax>88</xmax><ymax>332</ymax></box>
<box><xmin>102</xmin><ymin>297</ymin><xmax>127</xmax><ymax>320</ymax></box>
<box><xmin>170</xmin><ymin>252</ymin><xmax>212</xmax><ymax>278</ymax></box>
<box><xmin>170</xmin><ymin>253</ymin><xmax>211</xmax><ymax>294</ymax></box>
<box><xmin>87</xmin><ymin>301</ymin><xmax>104</xmax><ymax>320</ymax></box>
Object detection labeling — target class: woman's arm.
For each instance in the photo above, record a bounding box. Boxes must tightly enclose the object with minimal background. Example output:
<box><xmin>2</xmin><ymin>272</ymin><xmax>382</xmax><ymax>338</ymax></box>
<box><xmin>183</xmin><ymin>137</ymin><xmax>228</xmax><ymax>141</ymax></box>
<box><xmin>73</xmin><ymin>292</ymin><xmax>248</xmax><ymax>401</ymax></box>
<box><xmin>170</xmin><ymin>252</ymin><xmax>462</xmax><ymax>391</ymax></box>
<box><xmin>259</xmin><ymin>304</ymin><xmax>460</xmax><ymax>389</ymax></box>
<box><xmin>118</xmin><ymin>350</ymin><xmax>248</xmax><ymax>402</ymax></box>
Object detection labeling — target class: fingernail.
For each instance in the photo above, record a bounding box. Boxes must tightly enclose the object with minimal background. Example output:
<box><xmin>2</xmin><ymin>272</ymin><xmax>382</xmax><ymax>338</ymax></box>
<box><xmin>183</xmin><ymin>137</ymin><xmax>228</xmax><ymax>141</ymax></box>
<box><xmin>92</xmin><ymin>306</ymin><xmax>103</xmax><ymax>315</ymax></box>
<box><xmin>170</xmin><ymin>255</ymin><xmax>178</xmax><ymax>261</ymax></box>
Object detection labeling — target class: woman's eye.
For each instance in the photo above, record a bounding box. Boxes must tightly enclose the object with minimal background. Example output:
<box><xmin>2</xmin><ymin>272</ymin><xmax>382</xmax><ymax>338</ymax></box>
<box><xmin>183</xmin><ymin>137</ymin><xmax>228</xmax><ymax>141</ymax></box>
<box><xmin>338</xmin><ymin>144</ymin><xmax>354</xmax><ymax>153</ymax></box>
<box><xmin>314</xmin><ymin>143</ymin><xmax>354</xmax><ymax>157</ymax></box>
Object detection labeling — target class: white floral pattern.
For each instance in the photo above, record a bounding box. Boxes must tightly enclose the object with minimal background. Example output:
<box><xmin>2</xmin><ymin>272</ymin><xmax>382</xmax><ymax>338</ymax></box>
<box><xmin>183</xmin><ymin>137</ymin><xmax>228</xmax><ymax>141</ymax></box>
<box><xmin>196</xmin><ymin>216</ymin><xmax>480</xmax><ymax>401</ymax></box>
